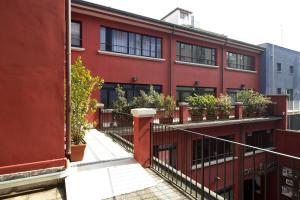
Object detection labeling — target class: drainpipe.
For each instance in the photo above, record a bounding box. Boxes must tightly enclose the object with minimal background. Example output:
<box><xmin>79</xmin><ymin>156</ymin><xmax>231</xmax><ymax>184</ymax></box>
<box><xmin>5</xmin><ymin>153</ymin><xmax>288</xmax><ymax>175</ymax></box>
<box><xmin>65</xmin><ymin>0</ymin><xmax>71</xmax><ymax>156</ymax></box>
<box><xmin>221</xmin><ymin>36</ymin><xmax>228</xmax><ymax>94</ymax></box>
<box><xmin>272</xmin><ymin>44</ymin><xmax>275</xmax><ymax>94</ymax></box>
<box><xmin>169</xmin><ymin>26</ymin><xmax>175</xmax><ymax>96</ymax></box>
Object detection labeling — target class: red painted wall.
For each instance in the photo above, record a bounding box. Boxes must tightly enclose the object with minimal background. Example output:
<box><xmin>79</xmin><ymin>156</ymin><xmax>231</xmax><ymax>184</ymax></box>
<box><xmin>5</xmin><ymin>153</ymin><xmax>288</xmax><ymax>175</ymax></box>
<box><xmin>0</xmin><ymin>0</ymin><xmax>66</xmax><ymax>174</ymax></box>
<box><xmin>71</xmin><ymin>10</ymin><xmax>262</xmax><ymax>104</ymax></box>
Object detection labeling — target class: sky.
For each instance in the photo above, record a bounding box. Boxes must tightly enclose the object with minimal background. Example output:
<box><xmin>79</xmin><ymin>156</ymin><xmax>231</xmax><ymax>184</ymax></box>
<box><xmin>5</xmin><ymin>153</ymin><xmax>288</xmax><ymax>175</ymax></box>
<box><xmin>87</xmin><ymin>0</ymin><xmax>300</xmax><ymax>52</ymax></box>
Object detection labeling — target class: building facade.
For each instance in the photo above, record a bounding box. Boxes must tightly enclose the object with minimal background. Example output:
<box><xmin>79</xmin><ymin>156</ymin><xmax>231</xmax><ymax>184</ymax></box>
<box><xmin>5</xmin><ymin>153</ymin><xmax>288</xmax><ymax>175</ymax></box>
<box><xmin>71</xmin><ymin>0</ymin><xmax>263</xmax><ymax>110</ymax></box>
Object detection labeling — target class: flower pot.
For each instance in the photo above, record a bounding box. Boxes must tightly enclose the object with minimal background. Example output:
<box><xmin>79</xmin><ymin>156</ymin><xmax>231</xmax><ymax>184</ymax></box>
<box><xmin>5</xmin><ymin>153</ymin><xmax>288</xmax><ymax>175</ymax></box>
<box><xmin>71</xmin><ymin>144</ymin><xmax>86</xmax><ymax>162</ymax></box>
<box><xmin>159</xmin><ymin>117</ymin><xmax>173</xmax><ymax>124</ymax></box>
<box><xmin>219</xmin><ymin>113</ymin><xmax>230</xmax><ymax>120</ymax></box>
<box><xmin>206</xmin><ymin>114</ymin><xmax>218</xmax><ymax>121</ymax></box>
<box><xmin>191</xmin><ymin>115</ymin><xmax>203</xmax><ymax>122</ymax></box>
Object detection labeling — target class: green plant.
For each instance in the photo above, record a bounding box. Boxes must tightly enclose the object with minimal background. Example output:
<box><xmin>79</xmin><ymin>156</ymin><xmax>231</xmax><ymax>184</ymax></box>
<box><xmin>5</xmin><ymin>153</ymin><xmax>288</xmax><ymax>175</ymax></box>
<box><xmin>163</xmin><ymin>95</ymin><xmax>176</xmax><ymax>118</ymax></box>
<box><xmin>71</xmin><ymin>57</ymin><xmax>104</xmax><ymax>145</ymax></box>
<box><xmin>130</xmin><ymin>86</ymin><xmax>164</xmax><ymax>109</ymax></box>
<box><xmin>218</xmin><ymin>94</ymin><xmax>232</xmax><ymax>116</ymax></box>
<box><xmin>113</xmin><ymin>85</ymin><xmax>130</xmax><ymax>113</ymax></box>
<box><xmin>186</xmin><ymin>94</ymin><xmax>206</xmax><ymax>116</ymax></box>
<box><xmin>203</xmin><ymin>95</ymin><xmax>217</xmax><ymax>116</ymax></box>
<box><xmin>237</xmin><ymin>90</ymin><xmax>272</xmax><ymax>117</ymax></box>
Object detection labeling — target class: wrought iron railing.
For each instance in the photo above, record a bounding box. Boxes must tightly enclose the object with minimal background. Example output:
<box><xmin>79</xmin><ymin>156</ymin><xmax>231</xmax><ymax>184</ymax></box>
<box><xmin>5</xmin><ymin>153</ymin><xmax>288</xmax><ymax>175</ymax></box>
<box><xmin>99</xmin><ymin>109</ymin><xmax>133</xmax><ymax>152</ymax></box>
<box><xmin>150</xmin><ymin>123</ymin><xmax>300</xmax><ymax>200</ymax></box>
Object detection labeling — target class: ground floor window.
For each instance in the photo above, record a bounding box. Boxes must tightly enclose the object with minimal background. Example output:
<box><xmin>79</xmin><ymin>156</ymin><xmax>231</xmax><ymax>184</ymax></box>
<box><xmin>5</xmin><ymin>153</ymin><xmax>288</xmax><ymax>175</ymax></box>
<box><xmin>101</xmin><ymin>83</ymin><xmax>162</xmax><ymax>108</ymax></box>
<box><xmin>192</xmin><ymin>135</ymin><xmax>234</xmax><ymax>165</ymax></box>
<box><xmin>246</xmin><ymin>130</ymin><xmax>273</xmax><ymax>152</ymax></box>
<box><xmin>227</xmin><ymin>88</ymin><xmax>241</xmax><ymax>104</ymax></box>
<box><xmin>154</xmin><ymin>144</ymin><xmax>177</xmax><ymax>168</ymax></box>
<box><xmin>176</xmin><ymin>86</ymin><xmax>216</xmax><ymax>104</ymax></box>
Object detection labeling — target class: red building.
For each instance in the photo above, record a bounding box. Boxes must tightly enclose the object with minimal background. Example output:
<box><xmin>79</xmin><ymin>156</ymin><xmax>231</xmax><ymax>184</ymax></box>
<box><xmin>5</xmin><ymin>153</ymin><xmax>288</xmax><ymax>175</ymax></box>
<box><xmin>71</xmin><ymin>0</ymin><xmax>264</xmax><ymax>110</ymax></box>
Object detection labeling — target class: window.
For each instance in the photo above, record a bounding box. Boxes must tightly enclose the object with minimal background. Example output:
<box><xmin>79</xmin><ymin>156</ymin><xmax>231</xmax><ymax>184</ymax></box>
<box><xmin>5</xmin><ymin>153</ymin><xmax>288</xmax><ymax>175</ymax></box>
<box><xmin>277</xmin><ymin>88</ymin><xmax>282</xmax><ymax>94</ymax></box>
<box><xmin>192</xmin><ymin>135</ymin><xmax>234</xmax><ymax>165</ymax></box>
<box><xmin>101</xmin><ymin>83</ymin><xmax>162</xmax><ymax>108</ymax></box>
<box><xmin>100</xmin><ymin>27</ymin><xmax>162</xmax><ymax>58</ymax></box>
<box><xmin>176</xmin><ymin>42</ymin><xmax>216</xmax><ymax>65</ymax></box>
<box><xmin>290</xmin><ymin>65</ymin><xmax>294</xmax><ymax>74</ymax></box>
<box><xmin>227</xmin><ymin>52</ymin><xmax>255</xmax><ymax>71</ymax></box>
<box><xmin>176</xmin><ymin>86</ymin><xmax>216</xmax><ymax>104</ymax></box>
<box><xmin>180</xmin><ymin>12</ymin><xmax>189</xmax><ymax>19</ymax></box>
<box><xmin>71</xmin><ymin>21</ymin><xmax>82</xmax><ymax>47</ymax></box>
<box><xmin>227</xmin><ymin>88</ymin><xmax>241</xmax><ymax>104</ymax></box>
<box><xmin>277</xmin><ymin>63</ymin><xmax>282</xmax><ymax>72</ymax></box>
<box><xmin>286</xmin><ymin>89</ymin><xmax>294</xmax><ymax>101</ymax></box>
<box><xmin>246</xmin><ymin>130</ymin><xmax>273</xmax><ymax>152</ymax></box>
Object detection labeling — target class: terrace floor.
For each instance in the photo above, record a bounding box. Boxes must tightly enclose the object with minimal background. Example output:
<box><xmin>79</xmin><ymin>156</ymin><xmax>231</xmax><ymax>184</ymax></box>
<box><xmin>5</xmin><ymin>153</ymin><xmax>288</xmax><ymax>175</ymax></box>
<box><xmin>65</xmin><ymin>129</ymin><xmax>190</xmax><ymax>200</ymax></box>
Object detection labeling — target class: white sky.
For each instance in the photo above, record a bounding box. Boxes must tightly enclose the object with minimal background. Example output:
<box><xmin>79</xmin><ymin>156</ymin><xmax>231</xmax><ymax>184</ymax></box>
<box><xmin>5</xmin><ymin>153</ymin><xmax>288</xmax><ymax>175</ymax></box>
<box><xmin>87</xmin><ymin>0</ymin><xmax>300</xmax><ymax>52</ymax></box>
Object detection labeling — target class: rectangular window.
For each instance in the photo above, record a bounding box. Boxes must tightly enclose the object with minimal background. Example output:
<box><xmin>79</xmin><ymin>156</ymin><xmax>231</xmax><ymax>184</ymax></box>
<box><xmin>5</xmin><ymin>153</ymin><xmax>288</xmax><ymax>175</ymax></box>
<box><xmin>246</xmin><ymin>130</ymin><xmax>273</xmax><ymax>152</ymax></box>
<box><xmin>290</xmin><ymin>65</ymin><xmax>294</xmax><ymax>73</ymax></box>
<box><xmin>277</xmin><ymin>88</ymin><xmax>282</xmax><ymax>94</ymax></box>
<box><xmin>192</xmin><ymin>135</ymin><xmax>234</xmax><ymax>165</ymax></box>
<box><xmin>176</xmin><ymin>42</ymin><xmax>216</xmax><ymax>65</ymax></box>
<box><xmin>71</xmin><ymin>21</ymin><xmax>82</xmax><ymax>47</ymax></box>
<box><xmin>176</xmin><ymin>86</ymin><xmax>216</xmax><ymax>104</ymax></box>
<box><xmin>287</xmin><ymin>89</ymin><xmax>294</xmax><ymax>101</ymax></box>
<box><xmin>227</xmin><ymin>52</ymin><xmax>255</xmax><ymax>71</ymax></box>
<box><xmin>227</xmin><ymin>88</ymin><xmax>241</xmax><ymax>104</ymax></box>
<box><xmin>101</xmin><ymin>83</ymin><xmax>162</xmax><ymax>108</ymax></box>
<box><xmin>277</xmin><ymin>63</ymin><xmax>282</xmax><ymax>72</ymax></box>
<box><xmin>100</xmin><ymin>27</ymin><xmax>162</xmax><ymax>58</ymax></box>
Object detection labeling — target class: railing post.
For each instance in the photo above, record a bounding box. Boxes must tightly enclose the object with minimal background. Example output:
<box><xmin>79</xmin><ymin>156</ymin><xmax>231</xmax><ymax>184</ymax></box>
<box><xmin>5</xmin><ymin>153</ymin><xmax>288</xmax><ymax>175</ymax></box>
<box><xmin>179</xmin><ymin>102</ymin><xmax>189</xmax><ymax>124</ymax></box>
<box><xmin>131</xmin><ymin>108</ymin><xmax>156</xmax><ymax>168</ymax></box>
<box><xmin>234</xmin><ymin>102</ymin><xmax>243</xmax><ymax>119</ymax></box>
<box><xmin>97</xmin><ymin>103</ymin><xmax>104</xmax><ymax>129</ymax></box>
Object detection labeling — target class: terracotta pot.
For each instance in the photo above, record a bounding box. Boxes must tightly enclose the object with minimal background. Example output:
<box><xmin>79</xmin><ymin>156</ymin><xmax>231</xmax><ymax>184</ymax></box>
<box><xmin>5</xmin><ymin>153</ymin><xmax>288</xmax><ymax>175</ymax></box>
<box><xmin>219</xmin><ymin>113</ymin><xmax>230</xmax><ymax>120</ymax></box>
<box><xmin>70</xmin><ymin>144</ymin><xmax>86</xmax><ymax>162</ymax></box>
<box><xmin>159</xmin><ymin>117</ymin><xmax>173</xmax><ymax>124</ymax></box>
<box><xmin>191</xmin><ymin>115</ymin><xmax>203</xmax><ymax>122</ymax></box>
<box><xmin>206</xmin><ymin>114</ymin><xmax>218</xmax><ymax>120</ymax></box>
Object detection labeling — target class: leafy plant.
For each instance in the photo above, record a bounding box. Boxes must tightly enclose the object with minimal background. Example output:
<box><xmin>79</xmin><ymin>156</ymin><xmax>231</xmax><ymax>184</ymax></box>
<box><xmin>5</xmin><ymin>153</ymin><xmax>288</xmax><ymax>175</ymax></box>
<box><xmin>162</xmin><ymin>95</ymin><xmax>176</xmax><ymax>118</ymax></box>
<box><xmin>203</xmin><ymin>95</ymin><xmax>218</xmax><ymax>116</ymax></box>
<box><xmin>218</xmin><ymin>94</ymin><xmax>232</xmax><ymax>116</ymax></box>
<box><xmin>71</xmin><ymin>57</ymin><xmax>104</xmax><ymax>145</ymax></box>
<box><xmin>186</xmin><ymin>94</ymin><xmax>206</xmax><ymax>116</ymax></box>
<box><xmin>131</xmin><ymin>86</ymin><xmax>164</xmax><ymax>109</ymax></box>
<box><xmin>113</xmin><ymin>84</ymin><xmax>130</xmax><ymax>113</ymax></box>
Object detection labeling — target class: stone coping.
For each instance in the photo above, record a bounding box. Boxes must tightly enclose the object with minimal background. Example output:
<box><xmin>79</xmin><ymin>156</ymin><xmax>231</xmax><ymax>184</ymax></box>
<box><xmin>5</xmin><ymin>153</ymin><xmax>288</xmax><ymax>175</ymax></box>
<box><xmin>131</xmin><ymin>108</ymin><xmax>156</xmax><ymax>118</ymax></box>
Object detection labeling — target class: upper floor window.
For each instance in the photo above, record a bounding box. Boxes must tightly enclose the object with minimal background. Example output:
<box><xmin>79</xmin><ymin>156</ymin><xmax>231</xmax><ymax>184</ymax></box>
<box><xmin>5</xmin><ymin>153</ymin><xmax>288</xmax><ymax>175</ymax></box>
<box><xmin>71</xmin><ymin>21</ymin><xmax>82</xmax><ymax>47</ymax></box>
<box><xmin>176</xmin><ymin>42</ymin><xmax>216</xmax><ymax>65</ymax></box>
<box><xmin>290</xmin><ymin>65</ymin><xmax>294</xmax><ymax>73</ymax></box>
<box><xmin>276</xmin><ymin>63</ymin><xmax>282</xmax><ymax>72</ymax></box>
<box><xmin>227</xmin><ymin>52</ymin><xmax>255</xmax><ymax>71</ymax></box>
<box><xmin>180</xmin><ymin>12</ymin><xmax>189</xmax><ymax>20</ymax></box>
<box><xmin>100</xmin><ymin>27</ymin><xmax>162</xmax><ymax>58</ymax></box>
<box><xmin>277</xmin><ymin>88</ymin><xmax>282</xmax><ymax>94</ymax></box>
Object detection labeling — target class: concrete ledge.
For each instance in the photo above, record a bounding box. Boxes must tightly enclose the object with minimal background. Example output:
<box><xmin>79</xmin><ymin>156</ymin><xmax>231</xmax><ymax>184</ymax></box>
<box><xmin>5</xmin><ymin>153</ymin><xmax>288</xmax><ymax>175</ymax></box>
<box><xmin>71</xmin><ymin>47</ymin><xmax>86</xmax><ymax>52</ymax></box>
<box><xmin>98</xmin><ymin>50</ymin><xmax>166</xmax><ymax>62</ymax></box>
<box><xmin>175</xmin><ymin>60</ymin><xmax>219</xmax><ymax>69</ymax></box>
<box><xmin>225</xmin><ymin>67</ymin><xmax>257</xmax><ymax>74</ymax></box>
<box><xmin>178</xmin><ymin>102</ymin><xmax>188</xmax><ymax>106</ymax></box>
<box><xmin>131</xmin><ymin>108</ymin><xmax>156</xmax><ymax>118</ymax></box>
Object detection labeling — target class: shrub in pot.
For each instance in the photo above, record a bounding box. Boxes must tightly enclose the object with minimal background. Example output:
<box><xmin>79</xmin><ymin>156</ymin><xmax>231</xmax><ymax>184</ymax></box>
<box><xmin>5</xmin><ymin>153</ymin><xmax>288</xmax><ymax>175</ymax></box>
<box><xmin>185</xmin><ymin>95</ymin><xmax>206</xmax><ymax>121</ymax></box>
<box><xmin>160</xmin><ymin>96</ymin><xmax>176</xmax><ymax>124</ymax></box>
<box><xmin>218</xmin><ymin>94</ymin><xmax>232</xmax><ymax>119</ymax></box>
<box><xmin>203</xmin><ymin>95</ymin><xmax>218</xmax><ymax>120</ymax></box>
<box><xmin>71</xmin><ymin>57</ymin><xmax>104</xmax><ymax>162</ymax></box>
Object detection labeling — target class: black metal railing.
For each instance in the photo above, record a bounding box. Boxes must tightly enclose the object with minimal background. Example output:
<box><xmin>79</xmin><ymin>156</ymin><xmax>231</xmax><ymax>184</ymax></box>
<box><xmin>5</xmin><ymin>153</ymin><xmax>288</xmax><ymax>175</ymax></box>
<box><xmin>150</xmin><ymin>123</ymin><xmax>300</xmax><ymax>200</ymax></box>
<box><xmin>99</xmin><ymin>109</ymin><xmax>133</xmax><ymax>152</ymax></box>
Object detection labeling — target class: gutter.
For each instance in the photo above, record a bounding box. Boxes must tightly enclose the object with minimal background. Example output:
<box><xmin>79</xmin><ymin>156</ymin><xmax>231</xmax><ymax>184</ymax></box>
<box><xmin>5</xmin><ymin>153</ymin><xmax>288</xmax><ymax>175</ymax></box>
<box><xmin>65</xmin><ymin>0</ymin><xmax>71</xmax><ymax>156</ymax></box>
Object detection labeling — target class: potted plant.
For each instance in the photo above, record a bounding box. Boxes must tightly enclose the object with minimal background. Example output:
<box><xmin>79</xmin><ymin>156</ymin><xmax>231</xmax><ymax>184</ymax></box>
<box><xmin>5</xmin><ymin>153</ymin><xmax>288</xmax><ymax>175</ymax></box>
<box><xmin>186</xmin><ymin>95</ymin><xmax>206</xmax><ymax>121</ymax></box>
<box><xmin>218</xmin><ymin>94</ymin><xmax>232</xmax><ymax>119</ymax></box>
<box><xmin>203</xmin><ymin>95</ymin><xmax>218</xmax><ymax>120</ymax></box>
<box><xmin>160</xmin><ymin>96</ymin><xmax>176</xmax><ymax>124</ymax></box>
<box><xmin>71</xmin><ymin>57</ymin><xmax>104</xmax><ymax>162</ymax></box>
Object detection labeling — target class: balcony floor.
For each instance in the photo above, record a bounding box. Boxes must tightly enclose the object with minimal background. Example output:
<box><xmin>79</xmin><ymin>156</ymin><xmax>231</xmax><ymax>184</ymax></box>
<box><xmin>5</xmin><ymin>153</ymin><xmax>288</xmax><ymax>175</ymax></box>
<box><xmin>65</xmin><ymin>129</ymin><xmax>190</xmax><ymax>200</ymax></box>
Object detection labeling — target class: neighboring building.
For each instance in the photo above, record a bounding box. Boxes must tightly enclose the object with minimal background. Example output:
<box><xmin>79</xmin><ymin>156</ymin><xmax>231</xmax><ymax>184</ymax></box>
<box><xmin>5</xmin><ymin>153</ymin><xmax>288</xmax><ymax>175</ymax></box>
<box><xmin>0</xmin><ymin>0</ymin><xmax>67</xmax><ymax>175</ymax></box>
<box><xmin>71</xmin><ymin>0</ymin><xmax>264</xmax><ymax>110</ymax></box>
<box><xmin>260</xmin><ymin>43</ymin><xmax>300</xmax><ymax>102</ymax></box>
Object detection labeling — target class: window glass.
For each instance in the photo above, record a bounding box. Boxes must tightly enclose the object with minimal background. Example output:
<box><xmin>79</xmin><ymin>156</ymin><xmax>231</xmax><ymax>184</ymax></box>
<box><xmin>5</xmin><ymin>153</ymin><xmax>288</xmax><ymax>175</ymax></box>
<box><xmin>112</xmin><ymin>30</ymin><xmax>128</xmax><ymax>53</ymax></box>
<box><xmin>227</xmin><ymin>52</ymin><xmax>255</xmax><ymax>71</ymax></box>
<box><xmin>277</xmin><ymin>63</ymin><xmax>282</xmax><ymax>72</ymax></box>
<box><xmin>100</xmin><ymin>27</ymin><xmax>106</xmax><ymax>50</ymax></box>
<box><xmin>71</xmin><ymin>21</ymin><xmax>81</xmax><ymax>47</ymax></box>
<box><xmin>129</xmin><ymin>33</ymin><xmax>135</xmax><ymax>55</ymax></box>
<box><xmin>181</xmin><ymin>43</ymin><xmax>192</xmax><ymax>62</ymax></box>
<box><xmin>290</xmin><ymin>65</ymin><xmax>294</xmax><ymax>73</ymax></box>
<box><xmin>156</xmin><ymin>38</ymin><xmax>162</xmax><ymax>58</ymax></box>
<box><xmin>135</xmin><ymin>34</ymin><xmax>142</xmax><ymax>56</ymax></box>
<box><xmin>142</xmin><ymin>36</ymin><xmax>150</xmax><ymax>56</ymax></box>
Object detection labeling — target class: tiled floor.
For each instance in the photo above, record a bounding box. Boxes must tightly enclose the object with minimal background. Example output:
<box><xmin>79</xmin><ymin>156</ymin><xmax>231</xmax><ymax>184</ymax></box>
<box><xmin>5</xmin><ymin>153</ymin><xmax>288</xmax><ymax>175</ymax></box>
<box><xmin>2</xmin><ymin>184</ymin><xmax>66</xmax><ymax>200</ymax></box>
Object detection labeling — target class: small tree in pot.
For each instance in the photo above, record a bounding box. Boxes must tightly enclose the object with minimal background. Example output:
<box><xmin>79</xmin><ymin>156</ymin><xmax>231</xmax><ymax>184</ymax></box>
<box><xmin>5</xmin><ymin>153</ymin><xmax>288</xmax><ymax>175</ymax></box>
<box><xmin>186</xmin><ymin>94</ymin><xmax>206</xmax><ymax>121</ymax></box>
<box><xmin>218</xmin><ymin>94</ymin><xmax>232</xmax><ymax>119</ymax></box>
<box><xmin>160</xmin><ymin>96</ymin><xmax>176</xmax><ymax>124</ymax></box>
<box><xmin>71</xmin><ymin>57</ymin><xmax>104</xmax><ymax>162</ymax></box>
<box><xmin>203</xmin><ymin>95</ymin><xmax>218</xmax><ymax>120</ymax></box>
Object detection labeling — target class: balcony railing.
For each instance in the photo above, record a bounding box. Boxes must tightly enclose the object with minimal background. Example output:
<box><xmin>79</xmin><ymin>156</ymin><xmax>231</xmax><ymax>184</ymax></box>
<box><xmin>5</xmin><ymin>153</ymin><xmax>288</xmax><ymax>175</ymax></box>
<box><xmin>99</xmin><ymin>109</ymin><xmax>133</xmax><ymax>152</ymax></box>
<box><xmin>150</xmin><ymin>123</ymin><xmax>300</xmax><ymax>200</ymax></box>
<box><xmin>288</xmin><ymin>101</ymin><xmax>300</xmax><ymax>113</ymax></box>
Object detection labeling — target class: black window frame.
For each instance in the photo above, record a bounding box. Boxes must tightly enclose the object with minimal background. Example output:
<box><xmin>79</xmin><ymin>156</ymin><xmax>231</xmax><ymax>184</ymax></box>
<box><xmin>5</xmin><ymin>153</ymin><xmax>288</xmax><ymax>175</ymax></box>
<box><xmin>176</xmin><ymin>86</ymin><xmax>216</xmax><ymax>104</ymax></box>
<box><xmin>71</xmin><ymin>20</ymin><xmax>82</xmax><ymax>48</ymax></box>
<box><xmin>100</xmin><ymin>26</ymin><xmax>162</xmax><ymax>59</ymax></box>
<box><xmin>227</xmin><ymin>52</ymin><xmax>255</xmax><ymax>71</ymax></box>
<box><xmin>176</xmin><ymin>41</ymin><xmax>216</xmax><ymax>66</ymax></box>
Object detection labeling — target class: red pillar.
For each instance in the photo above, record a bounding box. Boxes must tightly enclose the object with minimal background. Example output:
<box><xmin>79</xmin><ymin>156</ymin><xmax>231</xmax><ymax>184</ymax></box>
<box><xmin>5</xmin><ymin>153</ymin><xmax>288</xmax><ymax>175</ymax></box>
<box><xmin>268</xmin><ymin>95</ymin><xmax>288</xmax><ymax>130</ymax></box>
<box><xmin>179</xmin><ymin>102</ymin><xmax>189</xmax><ymax>124</ymax></box>
<box><xmin>131</xmin><ymin>108</ymin><xmax>156</xmax><ymax>168</ymax></box>
<box><xmin>235</xmin><ymin>102</ymin><xmax>243</xmax><ymax>119</ymax></box>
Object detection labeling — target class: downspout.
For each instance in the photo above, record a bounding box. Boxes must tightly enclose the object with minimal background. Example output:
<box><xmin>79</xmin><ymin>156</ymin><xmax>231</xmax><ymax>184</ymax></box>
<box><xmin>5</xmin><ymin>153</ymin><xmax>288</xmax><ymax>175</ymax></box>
<box><xmin>65</xmin><ymin>0</ymin><xmax>71</xmax><ymax>156</ymax></box>
<box><xmin>272</xmin><ymin>44</ymin><xmax>275</xmax><ymax>94</ymax></box>
<box><xmin>169</xmin><ymin>26</ymin><xmax>175</xmax><ymax>96</ymax></box>
<box><xmin>221</xmin><ymin>36</ymin><xmax>228</xmax><ymax>94</ymax></box>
